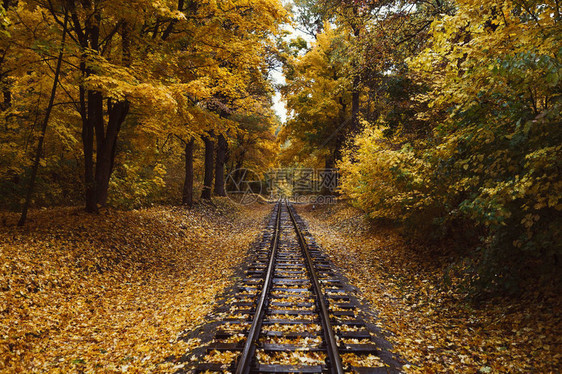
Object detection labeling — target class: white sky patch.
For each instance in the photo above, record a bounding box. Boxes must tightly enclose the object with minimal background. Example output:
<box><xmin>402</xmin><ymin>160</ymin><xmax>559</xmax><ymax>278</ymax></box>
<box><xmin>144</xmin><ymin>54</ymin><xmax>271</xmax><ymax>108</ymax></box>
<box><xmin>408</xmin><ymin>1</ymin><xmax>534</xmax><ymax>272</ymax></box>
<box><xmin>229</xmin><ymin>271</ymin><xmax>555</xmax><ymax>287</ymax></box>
<box><xmin>271</xmin><ymin>69</ymin><xmax>287</xmax><ymax>123</ymax></box>
<box><xmin>271</xmin><ymin>8</ymin><xmax>315</xmax><ymax>124</ymax></box>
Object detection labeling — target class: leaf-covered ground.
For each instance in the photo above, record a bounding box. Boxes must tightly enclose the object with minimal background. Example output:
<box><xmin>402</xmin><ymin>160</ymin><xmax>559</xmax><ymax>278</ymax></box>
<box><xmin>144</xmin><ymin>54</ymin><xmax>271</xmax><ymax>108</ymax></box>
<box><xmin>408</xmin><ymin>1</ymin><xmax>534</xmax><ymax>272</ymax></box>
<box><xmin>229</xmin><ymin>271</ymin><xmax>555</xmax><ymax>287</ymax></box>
<box><xmin>298</xmin><ymin>203</ymin><xmax>561</xmax><ymax>373</ymax></box>
<box><xmin>0</xmin><ymin>199</ymin><xmax>270</xmax><ymax>372</ymax></box>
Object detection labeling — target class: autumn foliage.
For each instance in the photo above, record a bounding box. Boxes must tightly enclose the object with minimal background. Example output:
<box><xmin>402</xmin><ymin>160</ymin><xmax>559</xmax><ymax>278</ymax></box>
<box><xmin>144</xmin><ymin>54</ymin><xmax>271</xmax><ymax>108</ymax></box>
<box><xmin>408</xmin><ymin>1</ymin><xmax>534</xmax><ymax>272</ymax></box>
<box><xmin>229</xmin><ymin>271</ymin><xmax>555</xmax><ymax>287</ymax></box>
<box><xmin>0</xmin><ymin>0</ymin><xmax>560</xmax><ymax>370</ymax></box>
<box><xmin>337</xmin><ymin>0</ymin><xmax>562</xmax><ymax>290</ymax></box>
<box><xmin>280</xmin><ymin>0</ymin><xmax>561</xmax><ymax>290</ymax></box>
<box><xmin>0</xmin><ymin>201</ymin><xmax>270</xmax><ymax>371</ymax></box>
<box><xmin>0</xmin><ymin>0</ymin><xmax>287</xmax><ymax>213</ymax></box>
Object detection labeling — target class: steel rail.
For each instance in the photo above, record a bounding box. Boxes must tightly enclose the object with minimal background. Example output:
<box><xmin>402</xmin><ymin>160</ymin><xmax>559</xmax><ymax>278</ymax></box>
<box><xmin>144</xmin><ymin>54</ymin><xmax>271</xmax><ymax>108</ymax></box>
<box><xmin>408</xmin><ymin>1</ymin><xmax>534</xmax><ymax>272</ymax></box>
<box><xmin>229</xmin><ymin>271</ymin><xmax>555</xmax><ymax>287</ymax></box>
<box><xmin>286</xmin><ymin>202</ymin><xmax>345</xmax><ymax>374</ymax></box>
<box><xmin>235</xmin><ymin>201</ymin><xmax>282</xmax><ymax>374</ymax></box>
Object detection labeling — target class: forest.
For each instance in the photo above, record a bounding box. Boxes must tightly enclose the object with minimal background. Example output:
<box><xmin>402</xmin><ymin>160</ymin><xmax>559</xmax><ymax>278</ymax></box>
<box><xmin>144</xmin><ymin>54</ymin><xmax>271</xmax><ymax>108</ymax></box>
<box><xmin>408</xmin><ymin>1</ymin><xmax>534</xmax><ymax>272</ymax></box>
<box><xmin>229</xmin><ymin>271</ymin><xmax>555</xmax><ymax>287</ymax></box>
<box><xmin>280</xmin><ymin>0</ymin><xmax>561</xmax><ymax>292</ymax></box>
<box><xmin>0</xmin><ymin>0</ymin><xmax>560</xmax><ymax>372</ymax></box>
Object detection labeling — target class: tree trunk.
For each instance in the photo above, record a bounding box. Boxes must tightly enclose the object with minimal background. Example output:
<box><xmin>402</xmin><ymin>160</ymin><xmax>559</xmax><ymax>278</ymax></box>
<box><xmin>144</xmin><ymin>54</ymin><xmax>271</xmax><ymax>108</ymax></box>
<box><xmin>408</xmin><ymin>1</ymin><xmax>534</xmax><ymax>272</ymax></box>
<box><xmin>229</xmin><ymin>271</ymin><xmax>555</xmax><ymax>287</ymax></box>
<box><xmin>81</xmin><ymin>88</ymin><xmax>103</xmax><ymax>212</ymax></box>
<box><xmin>94</xmin><ymin>99</ymin><xmax>129</xmax><ymax>206</ymax></box>
<box><xmin>90</xmin><ymin>20</ymin><xmax>131</xmax><ymax>207</ymax></box>
<box><xmin>70</xmin><ymin>4</ymin><xmax>130</xmax><ymax>212</ymax></box>
<box><xmin>321</xmin><ymin>156</ymin><xmax>337</xmax><ymax>196</ymax></box>
<box><xmin>68</xmin><ymin>1</ymin><xmax>100</xmax><ymax>213</ymax></box>
<box><xmin>201</xmin><ymin>134</ymin><xmax>214</xmax><ymax>199</ymax></box>
<box><xmin>121</xmin><ymin>21</ymin><xmax>131</xmax><ymax>67</ymax></box>
<box><xmin>182</xmin><ymin>138</ymin><xmax>195</xmax><ymax>206</ymax></box>
<box><xmin>79</xmin><ymin>89</ymin><xmax>96</xmax><ymax>213</ymax></box>
<box><xmin>214</xmin><ymin>134</ymin><xmax>227</xmax><ymax>196</ymax></box>
<box><xmin>1</xmin><ymin>85</ymin><xmax>11</xmax><ymax>110</ymax></box>
<box><xmin>18</xmin><ymin>12</ymin><xmax>68</xmax><ymax>226</ymax></box>
<box><xmin>231</xmin><ymin>151</ymin><xmax>245</xmax><ymax>191</ymax></box>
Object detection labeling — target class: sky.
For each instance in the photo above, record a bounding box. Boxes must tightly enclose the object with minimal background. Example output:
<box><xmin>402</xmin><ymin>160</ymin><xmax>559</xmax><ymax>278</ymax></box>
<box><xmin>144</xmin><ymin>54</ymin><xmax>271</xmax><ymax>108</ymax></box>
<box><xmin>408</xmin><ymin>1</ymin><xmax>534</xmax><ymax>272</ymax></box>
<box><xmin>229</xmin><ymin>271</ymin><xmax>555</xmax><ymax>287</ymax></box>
<box><xmin>271</xmin><ymin>70</ymin><xmax>287</xmax><ymax>123</ymax></box>
<box><xmin>270</xmin><ymin>7</ymin><xmax>315</xmax><ymax>125</ymax></box>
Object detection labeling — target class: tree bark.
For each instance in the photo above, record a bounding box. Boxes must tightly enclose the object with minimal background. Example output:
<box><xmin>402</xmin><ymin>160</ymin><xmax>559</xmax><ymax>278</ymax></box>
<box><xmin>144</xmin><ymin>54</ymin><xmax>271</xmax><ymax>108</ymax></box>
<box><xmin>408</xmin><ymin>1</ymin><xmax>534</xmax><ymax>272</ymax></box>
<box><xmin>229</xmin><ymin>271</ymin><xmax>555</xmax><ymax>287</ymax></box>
<box><xmin>182</xmin><ymin>138</ymin><xmax>195</xmax><ymax>206</ymax></box>
<box><xmin>230</xmin><ymin>149</ymin><xmax>245</xmax><ymax>191</ymax></box>
<box><xmin>67</xmin><ymin>1</ymin><xmax>98</xmax><ymax>213</ymax></box>
<box><xmin>82</xmin><ymin>6</ymin><xmax>103</xmax><ymax>212</ymax></box>
<box><xmin>1</xmin><ymin>85</ymin><xmax>10</xmax><ymax>110</ymax></box>
<box><xmin>90</xmin><ymin>19</ymin><xmax>131</xmax><ymax>207</ymax></box>
<box><xmin>18</xmin><ymin>12</ymin><xmax>68</xmax><ymax>226</ymax></box>
<box><xmin>94</xmin><ymin>100</ymin><xmax>129</xmax><ymax>206</ymax></box>
<box><xmin>81</xmin><ymin>89</ymin><xmax>103</xmax><ymax>212</ymax></box>
<box><xmin>80</xmin><ymin>87</ymin><xmax>97</xmax><ymax>212</ymax></box>
<box><xmin>321</xmin><ymin>155</ymin><xmax>337</xmax><ymax>196</ymax></box>
<box><xmin>63</xmin><ymin>2</ymin><xmax>130</xmax><ymax>212</ymax></box>
<box><xmin>201</xmin><ymin>134</ymin><xmax>214</xmax><ymax>199</ymax></box>
<box><xmin>74</xmin><ymin>8</ymin><xmax>130</xmax><ymax>210</ymax></box>
<box><xmin>214</xmin><ymin>134</ymin><xmax>227</xmax><ymax>196</ymax></box>
<box><xmin>121</xmin><ymin>21</ymin><xmax>131</xmax><ymax>66</ymax></box>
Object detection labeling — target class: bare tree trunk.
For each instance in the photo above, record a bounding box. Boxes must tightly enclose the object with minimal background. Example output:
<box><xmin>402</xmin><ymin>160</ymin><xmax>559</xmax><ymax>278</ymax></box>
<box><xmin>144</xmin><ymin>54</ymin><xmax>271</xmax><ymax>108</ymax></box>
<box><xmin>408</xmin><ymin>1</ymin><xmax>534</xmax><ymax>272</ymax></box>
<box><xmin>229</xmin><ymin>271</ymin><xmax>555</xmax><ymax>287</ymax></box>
<box><xmin>82</xmin><ymin>89</ymin><xmax>103</xmax><ymax>212</ymax></box>
<box><xmin>93</xmin><ymin>19</ymin><xmax>131</xmax><ymax>207</ymax></box>
<box><xmin>68</xmin><ymin>4</ymin><xmax>131</xmax><ymax>212</ymax></box>
<box><xmin>64</xmin><ymin>2</ymin><xmax>98</xmax><ymax>213</ymax></box>
<box><xmin>321</xmin><ymin>156</ymin><xmax>337</xmax><ymax>196</ymax></box>
<box><xmin>231</xmin><ymin>149</ymin><xmax>245</xmax><ymax>187</ymax></box>
<box><xmin>214</xmin><ymin>134</ymin><xmax>227</xmax><ymax>196</ymax></box>
<box><xmin>18</xmin><ymin>12</ymin><xmax>68</xmax><ymax>226</ymax></box>
<box><xmin>1</xmin><ymin>85</ymin><xmax>10</xmax><ymax>110</ymax></box>
<box><xmin>81</xmin><ymin>99</ymin><xmax>96</xmax><ymax>211</ymax></box>
<box><xmin>201</xmin><ymin>134</ymin><xmax>214</xmax><ymax>200</ymax></box>
<box><xmin>94</xmin><ymin>99</ymin><xmax>129</xmax><ymax>206</ymax></box>
<box><xmin>182</xmin><ymin>138</ymin><xmax>195</xmax><ymax>206</ymax></box>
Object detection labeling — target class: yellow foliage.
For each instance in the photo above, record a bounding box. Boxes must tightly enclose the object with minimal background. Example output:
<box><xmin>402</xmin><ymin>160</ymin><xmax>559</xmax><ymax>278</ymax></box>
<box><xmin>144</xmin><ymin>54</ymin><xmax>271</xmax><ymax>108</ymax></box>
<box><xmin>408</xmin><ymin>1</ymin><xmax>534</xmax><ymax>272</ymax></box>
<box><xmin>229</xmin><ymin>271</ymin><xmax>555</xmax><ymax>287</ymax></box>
<box><xmin>0</xmin><ymin>203</ymin><xmax>270</xmax><ymax>371</ymax></box>
<box><xmin>339</xmin><ymin>0</ymin><xmax>562</xmax><ymax>284</ymax></box>
<box><xmin>339</xmin><ymin>126</ymin><xmax>432</xmax><ymax>221</ymax></box>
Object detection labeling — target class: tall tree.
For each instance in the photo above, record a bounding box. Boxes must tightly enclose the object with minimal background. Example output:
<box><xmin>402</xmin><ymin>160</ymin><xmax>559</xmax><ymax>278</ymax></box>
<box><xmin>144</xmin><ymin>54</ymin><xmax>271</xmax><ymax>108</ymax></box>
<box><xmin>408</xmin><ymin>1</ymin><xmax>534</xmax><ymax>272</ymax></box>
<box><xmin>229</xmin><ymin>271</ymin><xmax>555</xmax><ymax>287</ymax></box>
<box><xmin>214</xmin><ymin>134</ymin><xmax>228</xmax><ymax>196</ymax></box>
<box><xmin>182</xmin><ymin>138</ymin><xmax>195</xmax><ymax>207</ymax></box>
<box><xmin>336</xmin><ymin>0</ymin><xmax>562</xmax><ymax>287</ymax></box>
<box><xmin>201</xmin><ymin>133</ymin><xmax>214</xmax><ymax>200</ymax></box>
<box><xmin>0</xmin><ymin>0</ymin><xmax>288</xmax><ymax>211</ymax></box>
<box><xmin>18</xmin><ymin>11</ymin><xmax>69</xmax><ymax>226</ymax></box>
<box><xmin>37</xmin><ymin>0</ymin><xmax>181</xmax><ymax>211</ymax></box>
<box><xmin>281</xmin><ymin>25</ymin><xmax>352</xmax><ymax>168</ymax></box>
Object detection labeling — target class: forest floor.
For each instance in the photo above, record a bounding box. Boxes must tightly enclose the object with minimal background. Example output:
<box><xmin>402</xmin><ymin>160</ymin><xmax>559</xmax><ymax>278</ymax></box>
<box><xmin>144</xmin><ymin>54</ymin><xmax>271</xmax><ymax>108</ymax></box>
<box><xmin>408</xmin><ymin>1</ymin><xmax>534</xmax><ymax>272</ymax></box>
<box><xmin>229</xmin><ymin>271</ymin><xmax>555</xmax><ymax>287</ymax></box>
<box><xmin>1</xmin><ymin>200</ymin><xmax>560</xmax><ymax>373</ymax></box>
<box><xmin>297</xmin><ymin>203</ymin><xmax>561</xmax><ymax>373</ymax></box>
<box><xmin>0</xmin><ymin>199</ymin><xmax>270</xmax><ymax>372</ymax></box>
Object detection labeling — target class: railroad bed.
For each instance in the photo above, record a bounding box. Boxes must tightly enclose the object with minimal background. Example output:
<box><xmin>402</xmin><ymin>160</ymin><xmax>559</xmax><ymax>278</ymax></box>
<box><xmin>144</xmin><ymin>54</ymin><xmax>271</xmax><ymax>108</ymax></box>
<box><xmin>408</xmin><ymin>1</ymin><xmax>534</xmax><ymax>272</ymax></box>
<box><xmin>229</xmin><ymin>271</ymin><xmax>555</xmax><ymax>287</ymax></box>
<box><xmin>192</xmin><ymin>201</ymin><xmax>399</xmax><ymax>374</ymax></box>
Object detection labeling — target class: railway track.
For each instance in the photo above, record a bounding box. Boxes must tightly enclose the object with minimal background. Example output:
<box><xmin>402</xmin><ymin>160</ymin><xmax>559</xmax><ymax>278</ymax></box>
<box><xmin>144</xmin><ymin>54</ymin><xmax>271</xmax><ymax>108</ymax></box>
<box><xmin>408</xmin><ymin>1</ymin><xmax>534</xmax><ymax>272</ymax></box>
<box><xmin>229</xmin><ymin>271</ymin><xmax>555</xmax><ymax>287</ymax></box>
<box><xmin>193</xmin><ymin>201</ymin><xmax>397</xmax><ymax>373</ymax></box>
